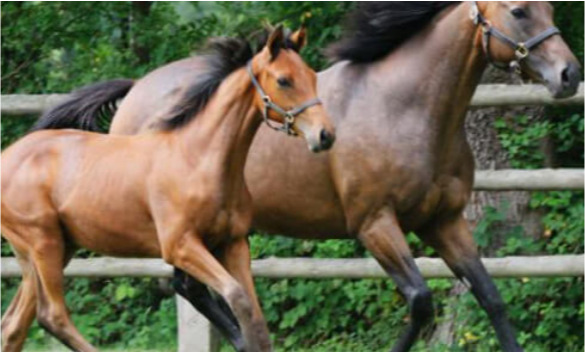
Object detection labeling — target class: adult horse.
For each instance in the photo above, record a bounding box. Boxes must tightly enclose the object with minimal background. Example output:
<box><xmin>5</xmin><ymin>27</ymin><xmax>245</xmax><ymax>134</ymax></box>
<box><xmin>21</xmin><ymin>2</ymin><xmax>581</xmax><ymax>351</ymax></box>
<box><xmin>1</xmin><ymin>26</ymin><xmax>335</xmax><ymax>352</ymax></box>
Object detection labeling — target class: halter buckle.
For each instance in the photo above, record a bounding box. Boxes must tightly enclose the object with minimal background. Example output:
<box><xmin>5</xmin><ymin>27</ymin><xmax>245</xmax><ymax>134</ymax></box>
<box><xmin>262</xmin><ymin>95</ymin><xmax>272</xmax><ymax>104</ymax></box>
<box><xmin>285</xmin><ymin>113</ymin><xmax>295</xmax><ymax>124</ymax></box>
<box><xmin>515</xmin><ymin>43</ymin><xmax>529</xmax><ymax>59</ymax></box>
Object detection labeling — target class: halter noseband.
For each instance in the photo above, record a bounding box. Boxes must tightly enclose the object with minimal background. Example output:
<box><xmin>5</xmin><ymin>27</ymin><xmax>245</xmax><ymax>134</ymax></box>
<box><xmin>470</xmin><ymin>1</ymin><xmax>560</xmax><ymax>74</ymax></box>
<box><xmin>247</xmin><ymin>61</ymin><xmax>322</xmax><ymax>136</ymax></box>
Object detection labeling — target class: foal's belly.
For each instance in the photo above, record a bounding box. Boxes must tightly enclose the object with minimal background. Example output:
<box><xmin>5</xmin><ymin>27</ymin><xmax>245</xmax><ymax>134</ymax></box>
<box><xmin>59</xmin><ymin>206</ymin><xmax>162</xmax><ymax>258</ymax></box>
<box><xmin>54</xmin><ymin>162</ymin><xmax>163</xmax><ymax>257</ymax></box>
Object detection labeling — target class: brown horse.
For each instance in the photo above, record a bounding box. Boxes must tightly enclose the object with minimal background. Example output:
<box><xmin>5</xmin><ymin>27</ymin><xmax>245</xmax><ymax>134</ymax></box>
<box><xmin>18</xmin><ymin>2</ymin><xmax>581</xmax><ymax>352</ymax></box>
<box><xmin>1</xmin><ymin>26</ymin><xmax>335</xmax><ymax>352</ymax></box>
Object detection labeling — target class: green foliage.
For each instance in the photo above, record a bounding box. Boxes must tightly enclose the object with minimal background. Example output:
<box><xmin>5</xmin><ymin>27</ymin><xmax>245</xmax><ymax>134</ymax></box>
<box><xmin>494</xmin><ymin>113</ymin><xmax>584</xmax><ymax>169</ymax></box>
<box><xmin>1</xmin><ymin>277</ymin><xmax>177</xmax><ymax>350</ymax></box>
<box><xmin>1</xmin><ymin>2</ymin><xmax>584</xmax><ymax>351</ymax></box>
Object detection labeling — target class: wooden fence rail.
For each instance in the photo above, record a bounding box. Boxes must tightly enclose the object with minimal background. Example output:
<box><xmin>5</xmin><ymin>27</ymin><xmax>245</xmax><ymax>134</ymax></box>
<box><xmin>2</xmin><ymin>255</ymin><xmax>583</xmax><ymax>352</ymax></box>
<box><xmin>473</xmin><ymin>168</ymin><xmax>583</xmax><ymax>190</ymax></box>
<box><xmin>2</xmin><ymin>255</ymin><xmax>584</xmax><ymax>279</ymax></box>
<box><xmin>1</xmin><ymin>82</ymin><xmax>583</xmax><ymax>116</ymax></box>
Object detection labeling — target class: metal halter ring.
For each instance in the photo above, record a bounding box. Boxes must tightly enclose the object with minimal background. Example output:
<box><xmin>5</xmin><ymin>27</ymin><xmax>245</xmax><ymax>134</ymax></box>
<box><xmin>515</xmin><ymin>43</ymin><xmax>529</xmax><ymax>60</ymax></box>
<box><xmin>247</xmin><ymin>61</ymin><xmax>322</xmax><ymax>136</ymax></box>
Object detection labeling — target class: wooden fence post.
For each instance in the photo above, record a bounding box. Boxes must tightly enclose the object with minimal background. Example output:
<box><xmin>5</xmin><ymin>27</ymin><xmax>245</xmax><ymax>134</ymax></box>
<box><xmin>176</xmin><ymin>294</ymin><xmax>220</xmax><ymax>352</ymax></box>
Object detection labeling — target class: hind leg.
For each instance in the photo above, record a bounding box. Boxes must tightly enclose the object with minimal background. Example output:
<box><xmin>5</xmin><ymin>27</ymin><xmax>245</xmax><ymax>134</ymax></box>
<box><xmin>1</xmin><ymin>255</ymin><xmax>37</xmax><ymax>352</ymax></box>
<box><xmin>26</xmin><ymin>226</ymin><xmax>97</xmax><ymax>352</ymax></box>
<box><xmin>420</xmin><ymin>214</ymin><xmax>522</xmax><ymax>352</ymax></box>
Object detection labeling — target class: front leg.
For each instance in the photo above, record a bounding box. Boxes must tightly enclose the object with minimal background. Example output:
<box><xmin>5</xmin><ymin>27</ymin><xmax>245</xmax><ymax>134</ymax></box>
<box><xmin>163</xmin><ymin>232</ymin><xmax>271</xmax><ymax>352</ymax></box>
<box><xmin>219</xmin><ymin>237</ymin><xmax>271</xmax><ymax>352</ymax></box>
<box><xmin>358</xmin><ymin>207</ymin><xmax>434</xmax><ymax>352</ymax></box>
<box><xmin>420</xmin><ymin>214</ymin><xmax>523</xmax><ymax>352</ymax></box>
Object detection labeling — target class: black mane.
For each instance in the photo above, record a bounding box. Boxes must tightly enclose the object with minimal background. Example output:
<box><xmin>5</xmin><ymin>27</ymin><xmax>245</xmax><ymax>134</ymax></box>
<box><xmin>161</xmin><ymin>30</ymin><xmax>299</xmax><ymax>130</ymax></box>
<box><xmin>160</xmin><ymin>37</ymin><xmax>255</xmax><ymax>130</ymax></box>
<box><xmin>328</xmin><ymin>2</ymin><xmax>460</xmax><ymax>63</ymax></box>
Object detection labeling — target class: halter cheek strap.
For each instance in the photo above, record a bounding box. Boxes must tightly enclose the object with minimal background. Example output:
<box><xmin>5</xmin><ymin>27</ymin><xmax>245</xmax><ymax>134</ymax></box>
<box><xmin>470</xmin><ymin>1</ymin><xmax>560</xmax><ymax>74</ymax></box>
<box><xmin>247</xmin><ymin>61</ymin><xmax>322</xmax><ymax>136</ymax></box>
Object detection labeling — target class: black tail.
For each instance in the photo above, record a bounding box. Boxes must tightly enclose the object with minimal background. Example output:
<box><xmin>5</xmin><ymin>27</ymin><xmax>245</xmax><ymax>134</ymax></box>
<box><xmin>30</xmin><ymin>79</ymin><xmax>134</xmax><ymax>133</ymax></box>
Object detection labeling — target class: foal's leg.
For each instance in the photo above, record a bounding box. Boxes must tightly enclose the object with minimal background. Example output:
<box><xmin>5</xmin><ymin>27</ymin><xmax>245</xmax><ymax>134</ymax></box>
<box><xmin>420</xmin><ymin>215</ymin><xmax>522</xmax><ymax>352</ymax></box>
<box><xmin>173</xmin><ymin>268</ymin><xmax>244</xmax><ymax>351</ymax></box>
<box><xmin>169</xmin><ymin>235</ymin><xmax>271</xmax><ymax>352</ymax></box>
<box><xmin>219</xmin><ymin>238</ymin><xmax>270</xmax><ymax>351</ymax></box>
<box><xmin>358</xmin><ymin>208</ymin><xmax>434</xmax><ymax>352</ymax></box>
<box><xmin>1</xmin><ymin>255</ymin><xmax>37</xmax><ymax>352</ymax></box>
<box><xmin>30</xmin><ymin>228</ymin><xmax>97</xmax><ymax>352</ymax></box>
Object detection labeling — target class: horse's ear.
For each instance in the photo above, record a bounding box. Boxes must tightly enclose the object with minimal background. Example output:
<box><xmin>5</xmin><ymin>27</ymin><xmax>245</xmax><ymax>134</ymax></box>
<box><xmin>266</xmin><ymin>24</ymin><xmax>284</xmax><ymax>60</ymax></box>
<box><xmin>289</xmin><ymin>25</ymin><xmax>307</xmax><ymax>52</ymax></box>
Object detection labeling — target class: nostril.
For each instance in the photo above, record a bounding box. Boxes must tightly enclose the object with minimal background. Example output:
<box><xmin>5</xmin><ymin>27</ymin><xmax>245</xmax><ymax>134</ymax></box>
<box><xmin>319</xmin><ymin>129</ymin><xmax>335</xmax><ymax>150</ymax></box>
<box><xmin>561</xmin><ymin>66</ymin><xmax>570</xmax><ymax>84</ymax></box>
<box><xmin>561</xmin><ymin>62</ymin><xmax>580</xmax><ymax>86</ymax></box>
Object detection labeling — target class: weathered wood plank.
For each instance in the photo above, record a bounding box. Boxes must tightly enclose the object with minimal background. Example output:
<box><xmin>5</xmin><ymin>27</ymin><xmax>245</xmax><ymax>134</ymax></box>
<box><xmin>471</xmin><ymin>82</ymin><xmax>584</xmax><ymax>107</ymax></box>
<box><xmin>1</xmin><ymin>94</ymin><xmax>68</xmax><ymax>115</ymax></box>
<box><xmin>2</xmin><ymin>83</ymin><xmax>583</xmax><ymax>116</ymax></box>
<box><xmin>2</xmin><ymin>255</ymin><xmax>583</xmax><ymax>279</ymax></box>
<box><xmin>473</xmin><ymin>168</ymin><xmax>584</xmax><ymax>190</ymax></box>
<box><xmin>177</xmin><ymin>295</ymin><xmax>220</xmax><ymax>352</ymax></box>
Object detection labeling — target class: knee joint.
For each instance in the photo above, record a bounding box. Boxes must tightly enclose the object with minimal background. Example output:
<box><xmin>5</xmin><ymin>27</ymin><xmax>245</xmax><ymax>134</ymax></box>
<box><xmin>226</xmin><ymin>286</ymin><xmax>253</xmax><ymax>322</ymax></box>
<box><xmin>2</xmin><ymin>317</ymin><xmax>23</xmax><ymax>344</ymax></box>
<box><xmin>37</xmin><ymin>307</ymin><xmax>67</xmax><ymax>334</ymax></box>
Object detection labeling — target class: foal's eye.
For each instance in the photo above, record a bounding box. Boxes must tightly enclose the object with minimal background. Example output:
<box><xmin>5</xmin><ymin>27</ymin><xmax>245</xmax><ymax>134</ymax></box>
<box><xmin>511</xmin><ymin>8</ymin><xmax>527</xmax><ymax>19</ymax></box>
<box><xmin>277</xmin><ymin>77</ymin><xmax>292</xmax><ymax>88</ymax></box>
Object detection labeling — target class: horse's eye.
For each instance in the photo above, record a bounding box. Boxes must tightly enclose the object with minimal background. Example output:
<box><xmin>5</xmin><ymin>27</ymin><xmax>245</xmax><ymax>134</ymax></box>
<box><xmin>277</xmin><ymin>77</ymin><xmax>292</xmax><ymax>88</ymax></box>
<box><xmin>511</xmin><ymin>8</ymin><xmax>527</xmax><ymax>19</ymax></box>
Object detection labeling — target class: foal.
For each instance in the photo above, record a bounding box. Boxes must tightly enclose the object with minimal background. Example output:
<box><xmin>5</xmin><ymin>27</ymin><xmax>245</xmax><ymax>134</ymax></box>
<box><xmin>1</xmin><ymin>26</ymin><xmax>334</xmax><ymax>352</ymax></box>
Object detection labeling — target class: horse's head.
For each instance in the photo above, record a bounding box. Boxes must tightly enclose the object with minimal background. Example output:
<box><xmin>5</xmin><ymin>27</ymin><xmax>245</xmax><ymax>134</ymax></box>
<box><xmin>249</xmin><ymin>25</ymin><xmax>335</xmax><ymax>152</ymax></box>
<box><xmin>476</xmin><ymin>1</ymin><xmax>581</xmax><ymax>98</ymax></box>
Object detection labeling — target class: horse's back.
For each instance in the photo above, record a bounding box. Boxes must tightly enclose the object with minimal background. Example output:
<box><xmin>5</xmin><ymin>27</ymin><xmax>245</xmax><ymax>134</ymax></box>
<box><xmin>110</xmin><ymin>57</ymin><xmax>208</xmax><ymax>135</ymax></box>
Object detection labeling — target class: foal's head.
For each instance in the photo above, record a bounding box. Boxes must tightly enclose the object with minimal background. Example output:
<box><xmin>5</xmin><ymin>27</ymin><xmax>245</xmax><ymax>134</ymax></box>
<box><xmin>249</xmin><ymin>26</ymin><xmax>335</xmax><ymax>152</ymax></box>
<box><xmin>477</xmin><ymin>1</ymin><xmax>581</xmax><ymax>98</ymax></box>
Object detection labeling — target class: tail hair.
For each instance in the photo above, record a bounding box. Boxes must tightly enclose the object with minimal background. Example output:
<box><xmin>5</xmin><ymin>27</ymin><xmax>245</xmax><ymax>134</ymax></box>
<box><xmin>30</xmin><ymin>79</ymin><xmax>134</xmax><ymax>133</ymax></box>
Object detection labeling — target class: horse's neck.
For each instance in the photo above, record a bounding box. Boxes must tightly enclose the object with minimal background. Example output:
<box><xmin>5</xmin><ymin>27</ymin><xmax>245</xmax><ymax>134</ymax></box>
<box><xmin>178</xmin><ymin>69</ymin><xmax>260</xmax><ymax>194</ymax></box>
<box><xmin>368</xmin><ymin>3</ymin><xmax>487</xmax><ymax>155</ymax></box>
<box><xmin>419</xmin><ymin>3</ymin><xmax>487</xmax><ymax>136</ymax></box>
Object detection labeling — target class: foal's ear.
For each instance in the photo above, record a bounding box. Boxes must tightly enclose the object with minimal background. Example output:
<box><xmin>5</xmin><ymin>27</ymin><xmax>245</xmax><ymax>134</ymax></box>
<box><xmin>266</xmin><ymin>24</ymin><xmax>284</xmax><ymax>60</ymax></box>
<box><xmin>289</xmin><ymin>25</ymin><xmax>308</xmax><ymax>52</ymax></box>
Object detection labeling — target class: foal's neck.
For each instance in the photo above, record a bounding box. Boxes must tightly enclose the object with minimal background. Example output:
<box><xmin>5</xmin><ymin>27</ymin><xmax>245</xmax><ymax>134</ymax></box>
<box><xmin>177</xmin><ymin>68</ymin><xmax>261</xmax><ymax>195</ymax></box>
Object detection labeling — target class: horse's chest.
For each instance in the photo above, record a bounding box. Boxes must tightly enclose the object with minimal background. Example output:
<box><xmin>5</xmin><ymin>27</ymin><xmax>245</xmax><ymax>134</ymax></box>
<box><xmin>190</xmin><ymin>198</ymin><xmax>252</xmax><ymax>247</ymax></box>
<box><xmin>210</xmin><ymin>208</ymin><xmax>249</xmax><ymax>236</ymax></box>
<box><xmin>400</xmin><ymin>176</ymin><xmax>470</xmax><ymax>231</ymax></box>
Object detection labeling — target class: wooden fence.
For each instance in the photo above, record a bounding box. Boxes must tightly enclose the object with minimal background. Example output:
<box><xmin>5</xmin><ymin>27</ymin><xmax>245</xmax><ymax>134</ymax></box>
<box><xmin>1</xmin><ymin>83</ymin><xmax>584</xmax><ymax>352</ymax></box>
<box><xmin>1</xmin><ymin>83</ymin><xmax>584</xmax><ymax>116</ymax></box>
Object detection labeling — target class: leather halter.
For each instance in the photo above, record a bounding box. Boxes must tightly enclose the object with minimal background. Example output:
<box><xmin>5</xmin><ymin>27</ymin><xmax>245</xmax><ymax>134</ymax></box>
<box><xmin>470</xmin><ymin>1</ymin><xmax>560</xmax><ymax>74</ymax></box>
<box><xmin>247</xmin><ymin>61</ymin><xmax>322</xmax><ymax>136</ymax></box>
